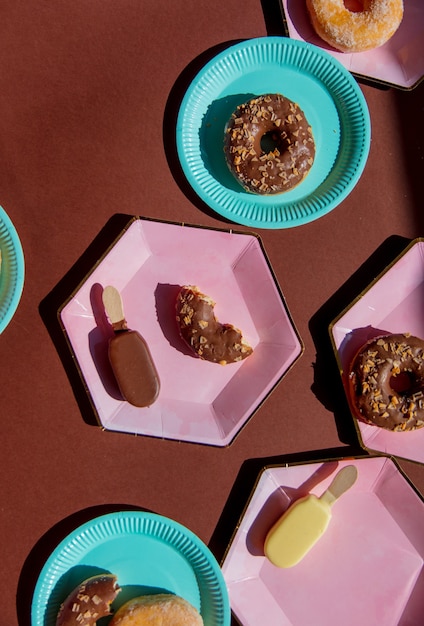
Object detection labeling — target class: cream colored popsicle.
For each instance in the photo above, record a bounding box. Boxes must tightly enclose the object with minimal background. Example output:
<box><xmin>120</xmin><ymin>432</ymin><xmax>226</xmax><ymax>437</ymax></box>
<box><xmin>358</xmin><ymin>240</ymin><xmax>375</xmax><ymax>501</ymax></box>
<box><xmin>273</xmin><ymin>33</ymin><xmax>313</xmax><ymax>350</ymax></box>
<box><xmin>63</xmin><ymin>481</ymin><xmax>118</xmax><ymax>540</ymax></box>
<box><xmin>264</xmin><ymin>465</ymin><xmax>358</xmax><ymax>568</ymax></box>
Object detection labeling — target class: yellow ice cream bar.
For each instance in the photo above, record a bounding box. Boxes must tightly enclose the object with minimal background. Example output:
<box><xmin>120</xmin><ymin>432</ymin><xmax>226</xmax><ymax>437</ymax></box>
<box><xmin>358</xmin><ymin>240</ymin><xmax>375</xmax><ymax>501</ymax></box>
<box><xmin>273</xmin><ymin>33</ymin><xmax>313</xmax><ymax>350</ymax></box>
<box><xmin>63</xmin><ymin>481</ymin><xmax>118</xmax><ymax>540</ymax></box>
<box><xmin>264</xmin><ymin>465</ymin><xmax>358</xmax><ymax>568</ymax></box>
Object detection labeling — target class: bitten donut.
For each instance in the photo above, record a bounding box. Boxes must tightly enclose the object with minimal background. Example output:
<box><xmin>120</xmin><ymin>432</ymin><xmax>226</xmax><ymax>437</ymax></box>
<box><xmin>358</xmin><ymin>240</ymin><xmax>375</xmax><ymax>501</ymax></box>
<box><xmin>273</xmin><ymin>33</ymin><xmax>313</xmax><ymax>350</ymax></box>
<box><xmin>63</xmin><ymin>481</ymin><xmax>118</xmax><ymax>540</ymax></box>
<box><xmin>224</xmin><ymin>94</ymin><xmax>315</xmax><ymax>194</ymax></box>
<box><xmin>348</xmin><ymin>333</ymin><xmax>424</xmax><ymax>431</ymax></box>
<box><xmin>176</xmin><ymin>285</ymin><xmax>253</xmax><ymax>365</ymax></box>
<box><xmin>109</xmin><ymin>594</ymin><xmax>204</xmax><ymax>626</ymax></box>
<box><xmin>56</xmin><ymin>574</ymin><xmax>121</xmax><ymax>626</ymax></box>
<box><xmin>306</xmin><ymin>0</ymin><xmax>404</xmax><ymax>53</ymax></box>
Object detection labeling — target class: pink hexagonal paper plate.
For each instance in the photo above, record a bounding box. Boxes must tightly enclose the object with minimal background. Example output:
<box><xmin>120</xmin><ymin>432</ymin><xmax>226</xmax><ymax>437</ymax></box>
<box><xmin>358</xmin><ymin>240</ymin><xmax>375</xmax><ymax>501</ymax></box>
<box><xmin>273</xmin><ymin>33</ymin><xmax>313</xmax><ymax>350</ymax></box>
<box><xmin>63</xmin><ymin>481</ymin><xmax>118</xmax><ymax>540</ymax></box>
<box><xmin>221</xmin><ymin>456</ymin><xmax>424</xmax><ymax>625</ymax></box>
<box><xmin>330</xmin><ymin>238</ymin><xmax>424</xmax><ymax>464</ymax></box>
<box><xmin>59</xmin><ymin>216</ymin><xmax>303</xmax><ymax>446</ymax></box>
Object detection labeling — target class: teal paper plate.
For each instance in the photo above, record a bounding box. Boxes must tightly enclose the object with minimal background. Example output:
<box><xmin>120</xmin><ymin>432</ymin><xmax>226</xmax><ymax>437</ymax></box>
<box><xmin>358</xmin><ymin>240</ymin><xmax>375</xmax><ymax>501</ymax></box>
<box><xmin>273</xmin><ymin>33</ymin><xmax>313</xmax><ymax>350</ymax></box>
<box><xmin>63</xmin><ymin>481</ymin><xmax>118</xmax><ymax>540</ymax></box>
<box><xmin>0</xmin><ymin>205</ymin><xmax>24</xmax><ymax>333</ymax></box>
<box><xmin>31</xmin><ymin>511</ymin><xmax>230</xmax><ymax>626</ymax></box>
<box><xmin>176</xmin><ymin>37</ymin><xmax>371</xmax><ymax>229</ymax></box>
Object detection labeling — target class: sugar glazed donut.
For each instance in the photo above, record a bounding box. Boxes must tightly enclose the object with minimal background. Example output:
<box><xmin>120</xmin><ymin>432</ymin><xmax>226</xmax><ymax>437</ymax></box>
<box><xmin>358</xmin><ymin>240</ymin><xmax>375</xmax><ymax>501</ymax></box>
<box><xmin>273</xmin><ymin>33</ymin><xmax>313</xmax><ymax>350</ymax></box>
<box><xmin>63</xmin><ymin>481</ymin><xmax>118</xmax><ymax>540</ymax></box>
<box><xmin>348</xmin><ymin>334</ymin><xmax>424</xmax><ymax>431</ymax></box>
<box><xmin>224</xmin><ymin>94</ymin><xmax>315</xmax><ymax>194</ymax></box>
<box><xmin>56</xmin><ymin>574</ymin><xmax>120</xmax><ymax>626</ymax></box>
<box><xmin>306</xmin><ymin>0</ymin><xmax>404</xmax><ymax>53</ymax></box>
<box><xmin>109</xmin><ymin>593</ymin><xmax>204</xmax><ymax>626</ymax></box>
<box><xmin>176</xmin><ymin>285</ymin><xmax>253</xmax><ymax>365</ymax></box>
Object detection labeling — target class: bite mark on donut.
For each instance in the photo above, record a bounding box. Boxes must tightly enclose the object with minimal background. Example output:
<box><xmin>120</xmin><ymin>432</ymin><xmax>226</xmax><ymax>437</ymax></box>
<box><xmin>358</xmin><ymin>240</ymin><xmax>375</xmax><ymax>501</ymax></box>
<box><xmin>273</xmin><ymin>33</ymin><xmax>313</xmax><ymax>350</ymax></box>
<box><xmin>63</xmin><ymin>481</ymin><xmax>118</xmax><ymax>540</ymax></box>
<box><xmin>56</xmin><ymin>574</ymin><xmax>120</xmax><ymax>626</ymax></box>
<box><xmin>175</xmin><ymin>285</ymin><xmax>253</xmax><ymax>365</ymax></box>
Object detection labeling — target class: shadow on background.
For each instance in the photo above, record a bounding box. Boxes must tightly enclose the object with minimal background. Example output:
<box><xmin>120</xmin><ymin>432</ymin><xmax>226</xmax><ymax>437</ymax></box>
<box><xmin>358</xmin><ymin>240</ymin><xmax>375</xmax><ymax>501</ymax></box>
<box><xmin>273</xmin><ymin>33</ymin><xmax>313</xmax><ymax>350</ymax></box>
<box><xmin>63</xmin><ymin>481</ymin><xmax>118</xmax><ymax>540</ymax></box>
<box><xmin>18</xmin><ymin>503</ymin><xmax>145</xmax><ymax>626</ymax></box>
<box><xmin>162</xmin><ymin>0</ymin><xmax>289</xmax><ymax>226</ymax></box>
<box><xmin>162</xmin><ymin>40</ymin><xmax>244</xmax><ymax>225</ymax></box>
<box><xmin>260</xmin><ymin>0</ymin><xmax>289</xmax><ymax>36</ymax></box>
<box><xmin>309</xmin><ymin>234</ymin><xmax>412</xmax><ymax>446</ymax></box>
<box><xmin>395</xmin><ymin>80</ymin><xmax>424</xmax><ymax>232</ymax></box>
<box><xmin>39</xmin><ymin>213</ymin><xmax>135</xmax><ymax>427</ymax></box>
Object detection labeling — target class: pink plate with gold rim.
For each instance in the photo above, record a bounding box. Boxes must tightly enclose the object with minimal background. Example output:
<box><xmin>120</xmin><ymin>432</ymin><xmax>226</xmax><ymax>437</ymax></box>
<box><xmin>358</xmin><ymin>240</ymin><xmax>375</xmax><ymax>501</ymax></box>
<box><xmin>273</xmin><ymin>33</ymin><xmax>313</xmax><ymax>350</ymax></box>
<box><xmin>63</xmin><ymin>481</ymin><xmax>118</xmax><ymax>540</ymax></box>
<box><xmin>330</xmin><ymin>238</ymin><xmax>424</xmax><ymax>464</ymax></box>
<box><xmin>59</xmin><ymin>217</ymin><xmax>303</xmax><ymax>446</ymax></box>
<box><xmin>222</xmin><ymin>456</ymin><xmax>424</xmax><ymax>625</ymax></box>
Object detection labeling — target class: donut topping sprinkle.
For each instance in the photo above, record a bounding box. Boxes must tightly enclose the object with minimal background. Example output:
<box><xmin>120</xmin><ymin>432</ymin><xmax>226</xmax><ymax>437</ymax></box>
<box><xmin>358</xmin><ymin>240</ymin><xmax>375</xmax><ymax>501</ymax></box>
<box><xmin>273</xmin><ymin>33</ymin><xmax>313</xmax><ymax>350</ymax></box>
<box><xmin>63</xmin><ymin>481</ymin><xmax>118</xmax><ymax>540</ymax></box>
<box><xmin>349</xmin><ymin>334</ymin><xmax>424</xmax><ymax>431</ymax></box>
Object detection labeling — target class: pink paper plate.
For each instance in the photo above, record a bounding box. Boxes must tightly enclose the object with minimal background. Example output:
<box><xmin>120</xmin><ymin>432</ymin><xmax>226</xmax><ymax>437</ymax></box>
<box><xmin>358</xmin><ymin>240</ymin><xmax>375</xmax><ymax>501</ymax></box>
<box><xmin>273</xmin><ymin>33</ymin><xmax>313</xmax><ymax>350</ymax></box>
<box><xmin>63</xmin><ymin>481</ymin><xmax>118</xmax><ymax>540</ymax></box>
<box><xmin>59</xmin><ymin>217</ymin><xmax>303</xmax><ymax>446</ymax></box>
<box><xmin>222</xmin><ymin>456</ymin><xmax>424</xmax><ymax>626</ymax></box>
<box><xmin>330</xmin><ymin>238</ymin><xmax>424</xmax><ymax>463</ymax></box>
<box><xmin>279</xmin><ymin>0</ymin><xmax>423</xmax><ymax>89</ymax></box>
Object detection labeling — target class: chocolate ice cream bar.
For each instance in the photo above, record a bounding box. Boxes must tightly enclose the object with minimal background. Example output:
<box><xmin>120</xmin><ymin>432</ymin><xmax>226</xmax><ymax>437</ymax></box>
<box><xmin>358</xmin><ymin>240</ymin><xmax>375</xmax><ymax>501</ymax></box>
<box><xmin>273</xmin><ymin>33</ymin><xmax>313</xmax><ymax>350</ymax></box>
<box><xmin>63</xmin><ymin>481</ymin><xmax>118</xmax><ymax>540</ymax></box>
<box><xmin>102</xmin><ymin>286</ymin><xmax>160</xmax><ymax>407</ymax></box>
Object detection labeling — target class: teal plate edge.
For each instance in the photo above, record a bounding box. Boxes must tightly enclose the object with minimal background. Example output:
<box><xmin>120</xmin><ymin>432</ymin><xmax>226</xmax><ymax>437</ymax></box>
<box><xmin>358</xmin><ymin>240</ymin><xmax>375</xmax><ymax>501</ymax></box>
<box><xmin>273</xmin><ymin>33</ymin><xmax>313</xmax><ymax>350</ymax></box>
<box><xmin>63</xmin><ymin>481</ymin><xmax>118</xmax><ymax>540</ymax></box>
<box><xmin>176</xmin><ymin>36</ymin><xmax>371</xmax><ymax>229</ymax></box>
<box><xmin>0</xmin><ymin>205</ymin><xmax>25</xmax><ymax>333</ymax></box>
<box><xmin>30</xmin><ymin>511</ymin><xmax>231</xmax><ymax>626</ymax></box>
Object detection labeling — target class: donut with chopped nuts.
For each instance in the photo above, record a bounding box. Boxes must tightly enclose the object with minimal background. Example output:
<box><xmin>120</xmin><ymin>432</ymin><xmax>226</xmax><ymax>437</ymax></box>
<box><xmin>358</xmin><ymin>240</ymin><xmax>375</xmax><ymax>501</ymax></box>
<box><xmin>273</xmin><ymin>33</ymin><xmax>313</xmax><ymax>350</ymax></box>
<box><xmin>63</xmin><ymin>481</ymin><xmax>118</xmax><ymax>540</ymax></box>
<box><xmin>176</xmin><ymin>285</ymin><xmax>253</xmax><ymax>365</ymax></box>
<box><xmin>348</xmin><ymin>333</ymin><xmax>424</xmax><ymax>431</ymax></box>
<box><xmin>56</xmin><ymin>574</ymin><xmax>120</xmax><ymax>626</ymax></box>
<box><xmin>224</xmin><ymin>93</ymin><xmax>315</xmax><ymax>194</ymax></box>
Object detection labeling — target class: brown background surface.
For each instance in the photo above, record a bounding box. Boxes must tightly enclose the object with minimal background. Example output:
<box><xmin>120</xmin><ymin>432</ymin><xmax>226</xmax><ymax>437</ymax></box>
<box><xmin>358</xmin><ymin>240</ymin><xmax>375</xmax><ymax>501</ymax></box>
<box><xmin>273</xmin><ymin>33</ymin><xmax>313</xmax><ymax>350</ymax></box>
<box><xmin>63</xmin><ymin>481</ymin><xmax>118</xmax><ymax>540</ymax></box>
<box><xmin>1</xmin><ymin>1</ymin><xmax>423</xmax><ymax>624</ymax></box>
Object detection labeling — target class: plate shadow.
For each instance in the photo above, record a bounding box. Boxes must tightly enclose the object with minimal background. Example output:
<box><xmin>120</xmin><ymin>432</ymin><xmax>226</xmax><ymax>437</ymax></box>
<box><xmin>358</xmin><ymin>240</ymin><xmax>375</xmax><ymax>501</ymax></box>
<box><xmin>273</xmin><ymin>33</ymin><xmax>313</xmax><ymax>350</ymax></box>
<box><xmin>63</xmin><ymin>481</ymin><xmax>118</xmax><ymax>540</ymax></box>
<box><xmin>38</xmin><ymin>213</ymin><xmax>136</xmax><ymax>427</ymax></box>
<box><xmin>17</xmin><ymin>504</ymin><xmax>146</xmax><ymax>626</ymax></box>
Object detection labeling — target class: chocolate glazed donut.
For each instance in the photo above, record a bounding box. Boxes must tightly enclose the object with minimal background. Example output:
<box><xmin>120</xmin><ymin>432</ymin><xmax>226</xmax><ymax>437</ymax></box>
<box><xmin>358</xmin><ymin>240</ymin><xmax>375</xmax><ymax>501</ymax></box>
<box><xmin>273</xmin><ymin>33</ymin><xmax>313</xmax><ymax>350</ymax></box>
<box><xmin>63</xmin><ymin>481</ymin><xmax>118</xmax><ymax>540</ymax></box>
<box><xmin>56</xmin><ymin>574</ymin><xmax>120</xmax><ymax>626</ymax></box>
<box><xmin>176</xmin><ymin>285</ymin><xmax>253</xmax><ymax>365</ymax></box>
<box><xmin>224</xmin><ymin>94</ymin><xmax>315</xmax><ymax>194</ymax></box>
<box><xmin>348</xmin><ymin>333</ymin><xmax>424</xmax><ymax>431</ymax></box>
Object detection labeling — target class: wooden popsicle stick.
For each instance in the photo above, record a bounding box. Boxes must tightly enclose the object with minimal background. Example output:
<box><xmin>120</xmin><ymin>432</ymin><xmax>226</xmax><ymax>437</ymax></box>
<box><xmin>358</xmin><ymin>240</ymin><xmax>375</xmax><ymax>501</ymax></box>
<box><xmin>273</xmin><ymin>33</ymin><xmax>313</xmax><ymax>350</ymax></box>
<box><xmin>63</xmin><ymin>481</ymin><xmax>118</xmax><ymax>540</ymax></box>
<box><xmin>102</xmin><ymin>285</ymin><xmax>126</xmax><ymax>325</ymax></box>
<box><xmin>320</xmin><ymin>465</ymin><xmax>358</xmax><ymax>507</ymax></box>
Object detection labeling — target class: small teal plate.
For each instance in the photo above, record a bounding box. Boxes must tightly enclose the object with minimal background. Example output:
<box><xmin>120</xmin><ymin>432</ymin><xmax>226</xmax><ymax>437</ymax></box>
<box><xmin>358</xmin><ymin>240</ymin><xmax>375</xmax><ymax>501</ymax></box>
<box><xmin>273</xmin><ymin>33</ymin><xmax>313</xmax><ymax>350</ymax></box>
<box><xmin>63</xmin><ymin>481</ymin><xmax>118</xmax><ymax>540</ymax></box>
<box><xmin>0</xmin><ymin>205</ymin><xmax>24</xmax><ymax>333</ymax></box>
<box><xmin>176</xmin><ymin>37</ymin><xmax>371</xmax><ymax>229</ymax></box>
<box><xmin>31</xmin><ymin>511</ymin><xmax>230</xmax><ymax>626</ymax></box>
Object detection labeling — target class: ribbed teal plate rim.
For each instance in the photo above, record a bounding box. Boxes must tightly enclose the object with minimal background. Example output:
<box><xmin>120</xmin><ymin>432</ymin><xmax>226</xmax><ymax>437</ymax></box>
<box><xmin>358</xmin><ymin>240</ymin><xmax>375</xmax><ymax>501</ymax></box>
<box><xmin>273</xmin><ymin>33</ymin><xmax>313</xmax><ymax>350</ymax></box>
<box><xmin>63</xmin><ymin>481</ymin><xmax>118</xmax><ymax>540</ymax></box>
<box><xmin>0</xmin><ymin>205</ymin><xmax>24</xmax><ymax>333</ymax></box>
<box><xmin>176</xmin><ymin>37</ymin><xmax>371</xmax><ymax>229</ymax></box>
<box><xmin>31</xmin><ymin>511</ymin><xmax>230</xmax><ymax>626</ymax></box>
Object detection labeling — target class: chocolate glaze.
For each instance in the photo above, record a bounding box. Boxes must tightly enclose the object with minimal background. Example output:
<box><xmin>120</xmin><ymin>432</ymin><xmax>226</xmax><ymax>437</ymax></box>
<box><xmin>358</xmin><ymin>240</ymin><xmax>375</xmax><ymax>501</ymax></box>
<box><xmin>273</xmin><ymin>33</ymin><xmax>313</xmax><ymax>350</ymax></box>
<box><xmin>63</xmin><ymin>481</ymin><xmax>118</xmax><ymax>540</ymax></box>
<box><xmin>109</xmin><ymin>329</ymin><xmax>160</xmax><ymax>407</ymax></box>
<box><xmin>224</xmin><ymin>94</ymin><xmax>315</xmax><ymax>194</ymax></box>
<box><xmin>348</xmin><ymin>333</ymin><xmax>424</xmax><ymax>431</ymax></box>
<box><xmin>56</xmin><ymin>574</ymin><xmax>120</xmax><ymax>626</ymax></box>
<box><xmin>176</xmin><ymin>286</ymin><xmax>253</xmax><ymax>365</ymax></box>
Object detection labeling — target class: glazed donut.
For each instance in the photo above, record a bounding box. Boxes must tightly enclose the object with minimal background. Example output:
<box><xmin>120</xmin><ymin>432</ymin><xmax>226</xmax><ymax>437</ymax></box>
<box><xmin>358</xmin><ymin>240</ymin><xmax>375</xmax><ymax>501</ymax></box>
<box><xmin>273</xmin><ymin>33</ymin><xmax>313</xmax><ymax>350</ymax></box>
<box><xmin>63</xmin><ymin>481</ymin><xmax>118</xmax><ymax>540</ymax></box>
<box><xmin>224</xmin><ymin>94</ymin><xmax>315</xmax><ymax>194</ymax></box>
<box><xmin>176</xmin><ymin>285</ymin><xmax>253</xmax><ymax>365</ymax></box>
<box><xmin>348</xmin><ymin>333</ymin><xmax>424</xmax><ymax>431</ymax></box>
<box><xmin>306</xmin><ymin>0</ymin><xmax>404</xmax><ymax>53</ymax></box>
<box><xmin>56</xmin><ymin>574</ymin><xmax>120</xmax><ymax>626</ymax></box>
<box><xmin>108</xmin><ymin>594</ymin><xmax>204</xmax><ymax>626</ymax></box>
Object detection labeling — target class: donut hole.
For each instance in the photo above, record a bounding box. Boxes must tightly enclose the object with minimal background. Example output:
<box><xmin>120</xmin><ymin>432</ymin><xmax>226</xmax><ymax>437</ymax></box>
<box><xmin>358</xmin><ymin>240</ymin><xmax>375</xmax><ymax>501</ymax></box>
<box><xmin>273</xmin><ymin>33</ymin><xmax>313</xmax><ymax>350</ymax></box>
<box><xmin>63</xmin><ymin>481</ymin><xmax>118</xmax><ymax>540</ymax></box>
<box><xmin>390</xmin><ymin>371</ymin><xmax>415</xmax><ymax>395</ymax></box>
<box><xmin>344</xmin><ymin>0</ymin><xmax>364</xmax><ymax>12</ymax></box>
<box><xmin>260</xmin><ymin>131</ymin><xmax>286</xmax><ymax>156</ymax></box>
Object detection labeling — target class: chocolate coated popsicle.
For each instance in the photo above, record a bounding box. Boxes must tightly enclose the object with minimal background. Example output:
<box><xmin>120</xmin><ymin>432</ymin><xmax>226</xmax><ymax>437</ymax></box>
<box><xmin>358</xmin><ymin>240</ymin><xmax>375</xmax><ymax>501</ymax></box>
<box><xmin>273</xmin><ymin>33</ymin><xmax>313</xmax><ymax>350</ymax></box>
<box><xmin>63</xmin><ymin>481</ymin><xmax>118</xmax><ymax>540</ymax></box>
<box><xmin>102</xmin><ymin>285</ymin><xmax>160</xmax><ymax>407</ymax></box>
